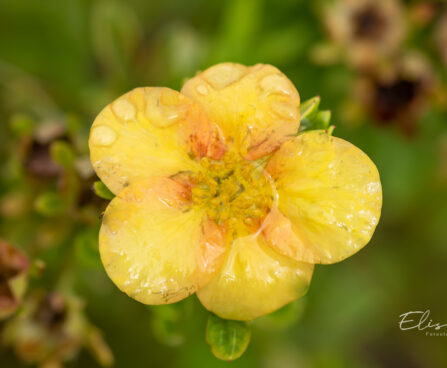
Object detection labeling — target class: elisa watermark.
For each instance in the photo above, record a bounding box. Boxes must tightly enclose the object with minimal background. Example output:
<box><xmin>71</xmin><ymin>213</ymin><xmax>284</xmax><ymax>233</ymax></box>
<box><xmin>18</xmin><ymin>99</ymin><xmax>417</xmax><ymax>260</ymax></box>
<box><xmin>399</xmin><ymin>310</ymin><xmax>447</xmax><ymax>336</ymax></box>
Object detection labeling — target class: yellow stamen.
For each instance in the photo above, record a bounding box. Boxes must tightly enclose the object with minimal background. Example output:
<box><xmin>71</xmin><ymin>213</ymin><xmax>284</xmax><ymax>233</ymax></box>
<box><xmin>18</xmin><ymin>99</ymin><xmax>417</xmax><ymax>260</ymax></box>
<box><xmin>191</xmin><ymin>152</ymin><xmax>273</xmax><ymax>236</ymax></box>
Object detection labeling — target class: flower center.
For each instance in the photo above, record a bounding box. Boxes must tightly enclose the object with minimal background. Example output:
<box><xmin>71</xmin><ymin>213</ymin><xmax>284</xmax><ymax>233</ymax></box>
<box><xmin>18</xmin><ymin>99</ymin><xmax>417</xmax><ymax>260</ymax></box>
<box><xmin>191</xmin><ymin>153</ymin><xmax>274</xmax><ymax>235</ymax></box>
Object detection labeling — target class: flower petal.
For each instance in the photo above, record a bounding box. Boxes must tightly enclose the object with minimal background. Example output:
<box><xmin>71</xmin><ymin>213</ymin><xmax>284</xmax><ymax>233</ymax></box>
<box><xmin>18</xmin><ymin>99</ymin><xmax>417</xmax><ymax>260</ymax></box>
<box><xmin>99</xmin><ymin>177</ymin><xmax>226</xmax><ymax>305</ymax></box>
<box><xmin>196</xmin><ymin>233</ymin><xmax>313</xmax><ymax>321</ymax></box>
<box><xmin>181</xmin><ymin>63</ymin><xmax>300</xmax><ymax>160</ymax></box>
<box><xmin>90</xmin><ymin>87</ymin><xmax>224</xmax><ymax>195</ymax></box>
<box><xmin>265</xmin><ymin>131</ymin><xmax>382</xmax><ymax>264</ymax></box>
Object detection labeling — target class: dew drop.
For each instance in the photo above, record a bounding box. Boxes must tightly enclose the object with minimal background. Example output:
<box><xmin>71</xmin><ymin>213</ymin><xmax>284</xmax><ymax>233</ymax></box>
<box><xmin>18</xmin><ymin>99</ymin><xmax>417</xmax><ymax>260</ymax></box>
<box><xmin>270</xmin><ymin>100</ymin><xmax>298</xmax><ymax>120</ymax></box>
<box><xmin>203</xmin><ymin>64</ymin><xmax>245</xmax><ymax>90</ymax></box>
<box><xmin>91</xmin><ymin>126</ymin><xmax>117</xmax><ymax>146</ymax></box>
<box><xmin>196</xmin><ymin>84</ymin><xmax>208</xmax><ymax>95</ymax></box>
<box><xmin>260</xmin><ymin>74</ymin><xmax>292</xmax><ymax>96</ymax></box>
<box><xmin>113</xmin><ymin>98</ymin><xmax>136</xmax><ymax>120</ymax></box>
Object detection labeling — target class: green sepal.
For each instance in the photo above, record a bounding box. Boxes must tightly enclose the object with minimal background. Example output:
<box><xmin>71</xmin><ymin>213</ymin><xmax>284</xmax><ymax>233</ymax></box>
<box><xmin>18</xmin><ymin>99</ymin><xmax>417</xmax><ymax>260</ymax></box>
<box><xmin>315</xmin><ymin>110</ymin><xmax>332</xmax><ymax>128</ymax></box>
<box><xmin>206</xmin><ymin>314</ymin><xmax>251</xmax><ymax>361</ymax></box>
<box><xmin>93</xmin><ymin>181</ymin><xmax>115</xmax><ymax>200</ymax></box>
<box><xmin>300</xmin><ymin>96</ymin><xmax>320</xmax><ymax>121</ymax></box>
<box><xmin>299</xmin><ymin>96</ymin><xmax>332</xmax><ymax>132</ymax></box>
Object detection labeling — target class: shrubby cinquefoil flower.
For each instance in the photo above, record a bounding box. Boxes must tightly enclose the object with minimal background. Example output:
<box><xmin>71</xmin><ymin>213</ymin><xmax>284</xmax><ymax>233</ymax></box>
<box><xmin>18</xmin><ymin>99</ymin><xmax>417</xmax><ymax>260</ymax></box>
<box><xmin>354</xmin><ymin>53</ymin><xmax>434</xmax><ymax>136</ymax></box>
<box><xmin>89</xmin><ymin>63</ymin><xmax>382</xmax><ymax>321</ymax></box>
<box><xmin>323</xmin><ymin>0</ymin><xmax>405</xmax><ymax>69</ymax></box>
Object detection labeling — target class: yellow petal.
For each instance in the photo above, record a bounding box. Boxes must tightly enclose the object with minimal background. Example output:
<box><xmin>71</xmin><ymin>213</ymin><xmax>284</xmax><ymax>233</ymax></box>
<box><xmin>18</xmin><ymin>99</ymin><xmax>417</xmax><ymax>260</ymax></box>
<box><xmin>265</xmin><ymin>131</ymin><xmax>382</xmax><ymax>264</ymax></box>
<box><xmin>196</xmin><ymin>233</ymin><xmax>313</xmax><ymax>321</ymax></box>
<box><xmin>181</xmin><ymin>63</ymin><xmax>300</xmax><ymax>160</ymax></box>
<box><xmin>90</xmin><ymin>87</ymin><xmax>224</xmax><ymax>195</ymax></box>
<box><xmin>99</xmin><ymin>177</ymin><xmax>226</xmax><ymax>305</ymax></box>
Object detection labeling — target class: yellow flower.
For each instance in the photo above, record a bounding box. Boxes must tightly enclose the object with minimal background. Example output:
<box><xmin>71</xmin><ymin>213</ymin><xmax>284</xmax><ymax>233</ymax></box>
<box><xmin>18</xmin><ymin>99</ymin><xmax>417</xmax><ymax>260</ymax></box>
<box><xmin>89</xmin><ymin>63</ymin><xmax>382</xmax><ymax>321</ymax></box>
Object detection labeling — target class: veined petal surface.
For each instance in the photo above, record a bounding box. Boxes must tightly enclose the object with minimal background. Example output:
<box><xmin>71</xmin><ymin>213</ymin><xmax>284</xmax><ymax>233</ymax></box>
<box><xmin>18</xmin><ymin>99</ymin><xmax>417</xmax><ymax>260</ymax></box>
<box><xmin>265</xmin><ymin>131</ymin><xmax>382</xmax><ymax>264</ymax></box>
<box><xmin>90</xmin><ymin>87</ymin><xmax>224</xmax><ymax>194</ymax></box>
<box><xmin>196</xmin><ymin>233</ymin><xmax>313</xmax><ymax>321</ymax></box>
<box><xmin>100</xmin><ymin>177</ymin><xmax>226</xmax><ymax>305</ymax></box>
<box><xmin>181</xmin><ymin>63</ymin><xmax>300</xmax><ymax>160</ymax></box>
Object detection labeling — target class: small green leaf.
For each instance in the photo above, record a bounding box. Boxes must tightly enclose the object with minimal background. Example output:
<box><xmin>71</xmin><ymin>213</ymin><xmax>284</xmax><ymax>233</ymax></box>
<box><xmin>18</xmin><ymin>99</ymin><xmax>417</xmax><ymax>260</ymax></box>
<box><xmin>50</xmin><ymin>140</ymin><xmax>75</xmax><ymax>169</ymax></box>
<box><xmin>206</xmin><ymin>314</ymin><xmax>251</xmax><ymax>361</ymax></box>
<box><xmin>300</xmin><ymin>96</ymin><xmax>320</xmax><ymax>121</ymax></box>
<box><xmin>93</xmin><ymin>181</ymin><xmax>115</xmax><ymax>200</ymax></box>
<box><xmin>35</xmin><ymin>192</ymin><xmax>68</xmax><ymax>216</ymax></box>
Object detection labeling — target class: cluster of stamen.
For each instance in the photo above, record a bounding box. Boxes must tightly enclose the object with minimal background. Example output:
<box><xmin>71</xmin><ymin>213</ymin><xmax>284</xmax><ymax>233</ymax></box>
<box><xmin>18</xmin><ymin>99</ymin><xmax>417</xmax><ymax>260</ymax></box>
<box><xmin>191</xmin><ymin>153</ymin><xmax>273</xmax><ymax>234</ymax></box>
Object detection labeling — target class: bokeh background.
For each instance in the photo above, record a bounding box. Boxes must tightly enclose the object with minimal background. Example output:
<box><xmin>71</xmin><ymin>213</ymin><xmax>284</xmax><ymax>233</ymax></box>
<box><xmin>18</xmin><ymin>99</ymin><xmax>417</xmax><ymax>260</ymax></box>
<box><xmin>1</xmin><ymin>0</ymin><xmax>447</xmax><ymax>367</ymax></box>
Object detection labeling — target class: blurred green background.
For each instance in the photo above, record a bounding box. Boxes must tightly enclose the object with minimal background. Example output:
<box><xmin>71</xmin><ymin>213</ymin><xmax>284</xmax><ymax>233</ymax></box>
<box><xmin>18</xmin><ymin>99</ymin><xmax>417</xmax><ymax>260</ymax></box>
<box><xmin>1</xmin><ymin>0</ymin><xmax>446</xmax><ymax>367</ymax></box>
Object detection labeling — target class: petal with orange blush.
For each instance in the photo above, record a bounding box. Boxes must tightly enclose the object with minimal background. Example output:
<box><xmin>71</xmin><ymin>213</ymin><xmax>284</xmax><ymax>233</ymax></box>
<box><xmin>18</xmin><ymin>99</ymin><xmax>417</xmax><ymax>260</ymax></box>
<box><xmin>90</xmin><ymin>87</ymin><xmax>225</xmax><ymax>195</ymax></box>
<box><xmin>197</xmin><ymin>219</ymin><xmax>228</xmax><ymax>280</ymax></box>
<box><xmin>265</xmin><ymin>131</ymin><xmax>382</xmax><ymax>264</ymax></box>
<box><xmin>99</xmin><ymin>177</ymin><xmax>226</xmax><ymax>305</ymax></box>
<box><xmin>181</xmin><ymin>63</ymin><xmax>300</xmax><ymax>160</ymax></box>
<box><xmin>196</xmin><ymin>233</ymin><xmax>313</xmax><ymax>321</ymax></box>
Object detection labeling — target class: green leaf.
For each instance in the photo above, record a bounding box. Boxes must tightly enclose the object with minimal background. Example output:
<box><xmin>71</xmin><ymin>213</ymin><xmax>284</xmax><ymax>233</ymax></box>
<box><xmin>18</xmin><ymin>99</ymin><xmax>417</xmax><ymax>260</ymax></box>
<box><xmin>93</xmin><ymin>181</ymin><xmax>115</xmax><ymax>200</ymax></box>
<box><xmin>35</xmin><ymin>191</ymin><xmax>68</xmax><ymax>216</ymax></box>
<box><xmin>50</xmin><ymin>140</ymin><xmax>75</xmax><ymax>169</ymax></box>
<box><xmin>206</xmin><ymin>314</ymin><xmax>251</xmax><ymax>361</ymax></box>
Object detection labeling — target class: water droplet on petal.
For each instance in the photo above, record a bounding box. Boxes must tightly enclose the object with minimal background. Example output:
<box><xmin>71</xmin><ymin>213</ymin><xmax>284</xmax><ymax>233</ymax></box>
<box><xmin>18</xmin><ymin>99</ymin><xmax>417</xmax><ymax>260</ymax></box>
<box><xmin>91</xmin><ymin>126</ymin><xmax>117</xmax><ymax>146</ymax></box>
<box><xmin>203</xmin><ymin>64</ymin><xmax>246</xmax><ymax>90</ymax></box>
<box><xmin>113</xmin><ymin>98</ymin><xmax>136</xmax><ymax>120</ymax></box>
<box><xmin>270</xmin><ymin>100</ymin><xmax>298</xmax><ymax>120</ymax></box>
<box><xmin>260</xmin><ymin>74</ymin><xmax>293</xmax><ymax>96</ymax></box>
<box><xmin>196</xmin><ymin>84</ymin><xmax>209</xmax><ymax>95</ymax></box>
<box><xmin>144</xmin><ymin>88</ymin><xmax>188</xmax><ymax>128</ymax></box>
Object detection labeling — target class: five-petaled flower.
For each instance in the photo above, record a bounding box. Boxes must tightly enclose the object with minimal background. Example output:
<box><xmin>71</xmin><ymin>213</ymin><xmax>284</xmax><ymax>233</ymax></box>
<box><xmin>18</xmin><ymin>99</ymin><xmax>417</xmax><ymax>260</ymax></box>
<box><xmin>89</xmin><ymin>63</ymin><xmax>382</xmax><ymax>321</ymax></box>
